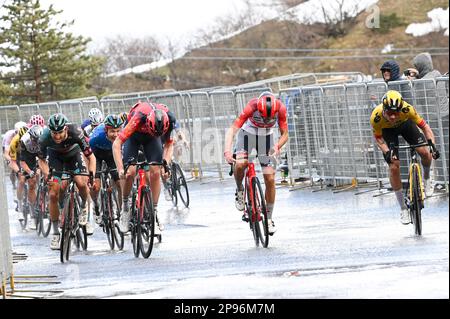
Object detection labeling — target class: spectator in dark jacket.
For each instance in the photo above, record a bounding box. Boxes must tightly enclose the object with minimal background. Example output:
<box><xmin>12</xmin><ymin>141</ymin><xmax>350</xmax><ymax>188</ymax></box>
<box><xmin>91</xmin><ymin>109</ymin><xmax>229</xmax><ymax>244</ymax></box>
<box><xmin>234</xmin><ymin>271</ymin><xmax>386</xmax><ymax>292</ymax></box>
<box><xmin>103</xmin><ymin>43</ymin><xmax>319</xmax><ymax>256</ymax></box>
<box><xmin>380</xmin><ymin>60</ymin><xmax>401</xmax><ymax>82</ymax></box>
<box><xmin>380</xmin><ymin>60</ymin><xmax>413</xmax><ymax>104</ymax></box>
<box><xmin>413</xmin><ymin>52</ymin><xmax>442</xmax><ymax>79</ymax></box>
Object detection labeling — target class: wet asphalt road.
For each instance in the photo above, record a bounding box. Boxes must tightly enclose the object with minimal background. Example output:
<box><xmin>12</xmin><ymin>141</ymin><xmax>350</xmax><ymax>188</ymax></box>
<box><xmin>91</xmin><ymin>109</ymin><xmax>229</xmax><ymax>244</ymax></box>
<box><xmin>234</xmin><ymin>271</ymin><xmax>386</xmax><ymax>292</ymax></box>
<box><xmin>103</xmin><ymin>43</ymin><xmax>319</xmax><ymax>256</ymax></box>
<box><xmin>5</xmin><ymin>176</ymin><xmax>449</xmax><ymax>299</ymax></box>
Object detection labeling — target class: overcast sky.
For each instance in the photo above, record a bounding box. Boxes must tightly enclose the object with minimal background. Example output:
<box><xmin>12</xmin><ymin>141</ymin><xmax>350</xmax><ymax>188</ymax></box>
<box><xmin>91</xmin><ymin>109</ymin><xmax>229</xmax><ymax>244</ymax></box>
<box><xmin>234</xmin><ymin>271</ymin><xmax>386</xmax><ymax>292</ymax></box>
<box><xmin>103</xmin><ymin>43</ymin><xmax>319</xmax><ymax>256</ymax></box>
<box><xmin>38</xmin><ymin>0</ymin><xmax>248</xmax><ymax>49</ymax></box>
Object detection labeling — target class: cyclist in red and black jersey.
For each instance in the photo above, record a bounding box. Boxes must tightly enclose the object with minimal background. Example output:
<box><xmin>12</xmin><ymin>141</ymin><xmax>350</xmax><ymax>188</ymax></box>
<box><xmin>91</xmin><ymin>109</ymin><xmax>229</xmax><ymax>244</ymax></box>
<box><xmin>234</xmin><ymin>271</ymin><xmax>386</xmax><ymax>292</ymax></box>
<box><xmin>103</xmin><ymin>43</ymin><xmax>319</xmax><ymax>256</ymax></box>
<box><xmin>112</xmin><ymin>102</ymin><xmax>176</xmax><ymax>233</ymax></box>
<box><xmin>224</xmin><ymin>92</ymin><xmax>289</xmax><ymax>235</ymax></box>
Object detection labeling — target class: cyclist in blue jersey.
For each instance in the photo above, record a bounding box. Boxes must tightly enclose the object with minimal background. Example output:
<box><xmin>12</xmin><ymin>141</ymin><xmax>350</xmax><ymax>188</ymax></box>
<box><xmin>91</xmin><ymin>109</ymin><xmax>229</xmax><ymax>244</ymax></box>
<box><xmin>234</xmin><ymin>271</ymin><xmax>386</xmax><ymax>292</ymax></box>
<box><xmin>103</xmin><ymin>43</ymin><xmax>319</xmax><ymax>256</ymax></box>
<box><xmin>89</xmin><ymin>114</ymin><xmax>123</xmax><ymax>224</ymax></box>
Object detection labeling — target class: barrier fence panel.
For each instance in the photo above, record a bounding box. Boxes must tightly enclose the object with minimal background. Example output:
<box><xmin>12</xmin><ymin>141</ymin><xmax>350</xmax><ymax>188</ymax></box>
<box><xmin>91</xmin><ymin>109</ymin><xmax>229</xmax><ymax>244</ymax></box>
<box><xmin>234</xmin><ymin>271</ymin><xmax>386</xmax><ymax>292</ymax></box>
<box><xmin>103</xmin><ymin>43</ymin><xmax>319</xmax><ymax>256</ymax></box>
<box><xmin>0</xmin><ymin>155</ymin><xmax>13</xmax><ymax>297</ymax></box>
<box><xmin>413</xmin><ymin>78</ymin><xmax>448</xmax><ymax>188</ymax></box>
<box><xmin>210</xmin><ymin>90</ymin><xmax>239</xmax><ymax>178</ymax></box>
<box><xmin>345</xmin><ymin>83</ymin><xmax>379</xmax><ymax>182</ymax></box>
<box><xmin>100</xmin><ymin>99</ymin><xmax>125</xmax><ymax>117</ymax></box>
<box><xmin>280</xmin><ymin>88</ymin><xmax>312</xmax><ymax>183</ymax></box>
<box><xmin>18</xmin><ymin>103</ymin><xmax>39</xmax><ymax>123</ymax></box>
<box><xmin>37</xmin><ymin>102</ymin><xmax>60</xmax><ymax>121</ymax></box>
<box><xmin>188</xmin><ymin>92</ymin><xmax>222</xmax><ymax>179</ymax></box>
<box><xmin>0</xmin><ymin>105</ymin><xmax>20</xmax><ymax>133</ymax></box>
<box><xmin>234</xmin><ymin>88</ymin><xmax>271</xmax><ymax>114</ymax></box>
<box><xmin>59</xmin><ymin>100</ymin><xmax>84</xmax><ymax>124</ymax></box>
<box><xmin>301</xmin><ymin>87</ymin><xmax>331</xmax><ymax>182</ymax></box>
<box><xmin>436</xmin><ymin>77</ymin><xmax>449</xmax><ymax>190</ymax></box>
<box><xmin>322</xmin><ymin>85</ymin><xmax>355</xmax><ymax>186</ymax></box>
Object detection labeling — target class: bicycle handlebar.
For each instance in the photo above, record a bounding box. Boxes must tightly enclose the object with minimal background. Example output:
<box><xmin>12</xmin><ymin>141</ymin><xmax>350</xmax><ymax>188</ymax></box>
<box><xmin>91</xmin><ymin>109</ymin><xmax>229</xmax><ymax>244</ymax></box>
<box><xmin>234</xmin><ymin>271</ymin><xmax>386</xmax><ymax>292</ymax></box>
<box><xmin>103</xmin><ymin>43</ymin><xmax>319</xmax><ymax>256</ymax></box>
<box><xmin>124</xmin><ymin>159</ymin><xmax>170</xmax><ymax>175</ymax></box>
<box><xmin>390</xmin><ymin>142</ymin><xmax>430</xmax><ymax>150</ymax></box>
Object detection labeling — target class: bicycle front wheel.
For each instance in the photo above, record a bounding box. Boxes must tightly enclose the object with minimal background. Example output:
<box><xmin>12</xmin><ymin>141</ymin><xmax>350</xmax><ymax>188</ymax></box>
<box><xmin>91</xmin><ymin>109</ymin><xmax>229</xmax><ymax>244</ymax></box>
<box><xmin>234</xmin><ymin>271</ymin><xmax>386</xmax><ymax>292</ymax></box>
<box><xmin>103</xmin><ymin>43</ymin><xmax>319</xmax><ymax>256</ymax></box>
<box><xmin>175</xmin><ymin>163</ymin><xmax>190</xmax><ymax>208</ymax></box>
<box><xmin>411</xmin><ymin>164</ymin><xmax>424</xmax><ymax>236</ymax></box>
<box><xmin>111</xmin><ymin>188</ymin><xmax>124</xmax><ymax>250</ymax></box>
<box><xmin>60</xmin><ymin>195</ymin><xmax>72</xmax><ymax>263</ymax></box>
<box><xmin>138</xmin><ymin>188</ymin><xmax>155</xmax><ymax>259</ymax></box>
<box><xmin>40</xmin><ymin>188</ymin><xmax>52</xmax><ymax>237</ymax></box>
<box><xmin>252</xmin><ymin>177</ymin><xmax>269</xmax><ymax>248</ymax></box>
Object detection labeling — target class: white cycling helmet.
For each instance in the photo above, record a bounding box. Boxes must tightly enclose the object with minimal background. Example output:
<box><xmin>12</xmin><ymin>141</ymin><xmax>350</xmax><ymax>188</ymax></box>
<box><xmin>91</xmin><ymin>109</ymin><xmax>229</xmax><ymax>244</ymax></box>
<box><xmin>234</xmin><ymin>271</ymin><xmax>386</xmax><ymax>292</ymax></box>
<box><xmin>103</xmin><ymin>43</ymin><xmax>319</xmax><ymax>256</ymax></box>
<box><xmin>88</xmin><ymin>108</ymin><xmax>104</xmax><ymax>126</ymax></box>
<box><xmin>14</xmin><ymin>121</ymin><xmax>28</xmax><ymax>132</ymax></box>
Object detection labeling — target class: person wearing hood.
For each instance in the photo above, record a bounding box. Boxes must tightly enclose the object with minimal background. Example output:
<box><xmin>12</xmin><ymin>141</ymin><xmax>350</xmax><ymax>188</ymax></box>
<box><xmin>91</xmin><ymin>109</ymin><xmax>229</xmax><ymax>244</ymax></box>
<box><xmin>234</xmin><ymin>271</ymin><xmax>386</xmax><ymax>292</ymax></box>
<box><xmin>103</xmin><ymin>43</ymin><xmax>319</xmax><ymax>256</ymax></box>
<box><xmin>413</xmin><ymin>53</ymin><xmax>442</xmax><ymax>79</ymax></box>
<box><xmin>380</xmin><ymin>60</ymin><xmax>413</xmax><ymax>104</ymax></box>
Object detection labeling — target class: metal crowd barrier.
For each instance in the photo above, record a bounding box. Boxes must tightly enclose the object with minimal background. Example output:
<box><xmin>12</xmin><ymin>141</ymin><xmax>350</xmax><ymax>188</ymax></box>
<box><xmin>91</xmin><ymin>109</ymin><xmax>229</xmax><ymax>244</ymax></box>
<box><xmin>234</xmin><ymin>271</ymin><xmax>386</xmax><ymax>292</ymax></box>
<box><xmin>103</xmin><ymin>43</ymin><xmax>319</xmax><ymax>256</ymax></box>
<box><xmin>0</xmin><ymin>76</ymin><xmax>448</xmax><ymax>189</ymax></box>
<box><xmin>0</xmin><ymin>153</ymin><xmax>13</xmax><ymax>298</ymax></box>
<box><xmin>281</xmin><ymin>78</ymin><xmax>449</xmax><ymax>191</ymax></box>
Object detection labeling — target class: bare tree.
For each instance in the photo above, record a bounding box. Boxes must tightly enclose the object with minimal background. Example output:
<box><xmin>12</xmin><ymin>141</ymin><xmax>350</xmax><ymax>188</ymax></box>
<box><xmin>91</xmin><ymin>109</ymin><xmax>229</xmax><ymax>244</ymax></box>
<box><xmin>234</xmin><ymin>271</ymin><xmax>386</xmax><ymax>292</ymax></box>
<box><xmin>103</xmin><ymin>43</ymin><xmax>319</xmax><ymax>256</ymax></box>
<box><xmin>319</xmin><ymin>0</ymin><xmax>360</xmax><ymax>37</ymax></box>
<box><xmin>97</xmin><ymin>35</ymin><xmax>163</xmax><ymax>74</ymax></box>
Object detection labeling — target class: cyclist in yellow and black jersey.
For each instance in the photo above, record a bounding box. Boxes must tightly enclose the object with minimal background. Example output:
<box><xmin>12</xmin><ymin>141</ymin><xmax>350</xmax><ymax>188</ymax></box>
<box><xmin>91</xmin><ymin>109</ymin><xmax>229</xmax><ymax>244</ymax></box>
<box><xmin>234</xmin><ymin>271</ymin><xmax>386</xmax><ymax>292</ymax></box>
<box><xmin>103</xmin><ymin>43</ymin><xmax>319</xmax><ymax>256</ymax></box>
<box><xmin>370</xmin><ymin>90</ymin><xmax>440</xmax><ymax>224</ymax></box>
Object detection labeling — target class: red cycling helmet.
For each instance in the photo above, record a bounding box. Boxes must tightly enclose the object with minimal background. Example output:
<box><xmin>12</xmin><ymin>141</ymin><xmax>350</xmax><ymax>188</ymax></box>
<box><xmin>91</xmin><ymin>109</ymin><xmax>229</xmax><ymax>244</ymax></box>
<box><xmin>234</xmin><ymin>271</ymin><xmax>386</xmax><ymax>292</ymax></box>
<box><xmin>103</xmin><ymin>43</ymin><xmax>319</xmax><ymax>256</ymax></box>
<box><xmin>257</xmin><ymin>92</ymin><xmax>280</xmax><ymax>118</ymax></box>
<box><xmin>29</xmin><ymin>114</ymin><xmax>45</xmax><ymax>127</ymax></box>
<box><xmin>147</xmin><ymin>109</ymin><xmax>170</xmax><ymax>136</ymax></box>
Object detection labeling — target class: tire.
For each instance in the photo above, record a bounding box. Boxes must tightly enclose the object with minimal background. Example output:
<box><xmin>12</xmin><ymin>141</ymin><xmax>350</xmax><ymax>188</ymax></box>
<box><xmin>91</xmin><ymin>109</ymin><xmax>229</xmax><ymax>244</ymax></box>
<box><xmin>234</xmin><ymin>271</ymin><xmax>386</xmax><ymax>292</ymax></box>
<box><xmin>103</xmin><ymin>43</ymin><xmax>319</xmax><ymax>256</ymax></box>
<box><xmin>411</xmin><ymin>164</ymin><xmax>423</xmax><ymax>236</ymax></box>
<box><xmin>252</xmin><ymin>177</ymin><xmax>269</xmax><ymax>248</ymax></box>
<box><xmin>19</xmin><ymin>202</ymin><xmax>28</xmax><ymax>230</ymax></box>
<box><xmin>131</xmin><ymin>192</ymin><xmax>140</xmax><ymax>258</ymax></box>
<box><xmin>175</xmin><ymin>163</ymin><xmax>189</xmax><ymax>208</ymax></box>
<box><xmin>139</xmin><ymin>188</ymin><xmax>155</xmax><ymax>259</ymax></box>
<box><xmin>104</xmin><ymin>191</ymin><xmax>115</xmax><ymax>250</ymax></box>
<box><xmin>60</xmin><ymin>195</ymin><xmax>72</xmax><ymax>263</ymax></box>
<box><xmin>40</xmin><ymin>187</ymin><xmax>51</xmax><ymax>237</ymax></box>
<box><xmin>111</xmin><ymin>190</ymin><xmax>124</xmax><ymax>250</ymax></box>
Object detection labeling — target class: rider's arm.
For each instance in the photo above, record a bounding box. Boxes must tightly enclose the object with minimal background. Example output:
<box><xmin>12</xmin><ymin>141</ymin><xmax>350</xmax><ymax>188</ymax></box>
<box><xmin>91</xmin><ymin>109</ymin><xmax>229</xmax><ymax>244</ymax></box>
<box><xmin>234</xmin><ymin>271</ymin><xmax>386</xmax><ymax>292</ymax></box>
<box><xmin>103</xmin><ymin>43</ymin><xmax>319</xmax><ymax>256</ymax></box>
<box><xmin>85</xmin><ymin>152</ymin><xmax>96</xmax><ymax>176</ymax></box>
<box><xmin>162</xmin><ymin>140</ymin><xmax>174</xmax><ymax>164</ymax></box>
<box><xmin>275</xmin><ymin>103</ymin><xmax>289</xmax><ymax>152</ymax></box>
<box><xmin>421</xmin><ymin>123</ymin><xmax>436</xmax><ymax>144</ymax></box>
<box><xmin>374</xmin><ymin>136</ymin><xmax>390</xmax><ymax>154</ymax></box>
<box><xmin>20</xmin><ymin>160</ymin><xmax>32</xmax><ymax>176</ymax></box>
<box><xmin>112</xmin><ymin>138</ymin><xmax>124</xmax><ymax>175</ymax></box>
<box><xmin>38</xmin><ymin>158</ymin><xmax>49</xmax><ymax>177</ymax></box>
<box><xmin>224</xmin><ymin>124</ymin><xmax>241</xmax><ymax>155</ymax></box>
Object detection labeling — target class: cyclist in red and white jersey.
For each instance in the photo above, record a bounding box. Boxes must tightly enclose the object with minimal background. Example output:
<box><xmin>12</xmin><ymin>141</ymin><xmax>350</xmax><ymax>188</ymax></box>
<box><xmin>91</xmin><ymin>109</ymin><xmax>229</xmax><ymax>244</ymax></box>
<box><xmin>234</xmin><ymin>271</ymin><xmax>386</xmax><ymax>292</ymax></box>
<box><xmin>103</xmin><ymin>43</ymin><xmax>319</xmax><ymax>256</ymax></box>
<box><xmin>224</xmin><ymin>92</ymin><xmax>289</xmax><ymax>235</ymax></box>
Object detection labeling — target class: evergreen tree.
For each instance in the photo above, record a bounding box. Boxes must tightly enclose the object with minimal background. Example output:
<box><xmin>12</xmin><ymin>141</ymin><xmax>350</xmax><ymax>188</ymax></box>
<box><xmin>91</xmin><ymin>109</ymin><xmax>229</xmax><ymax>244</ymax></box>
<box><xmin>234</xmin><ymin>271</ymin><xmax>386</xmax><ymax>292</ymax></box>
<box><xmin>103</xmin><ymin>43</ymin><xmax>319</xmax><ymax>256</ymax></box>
<box><xmin>0</xmin><ymin>0</ymin><xmax>104</xmax><ymax>103</ymax></box>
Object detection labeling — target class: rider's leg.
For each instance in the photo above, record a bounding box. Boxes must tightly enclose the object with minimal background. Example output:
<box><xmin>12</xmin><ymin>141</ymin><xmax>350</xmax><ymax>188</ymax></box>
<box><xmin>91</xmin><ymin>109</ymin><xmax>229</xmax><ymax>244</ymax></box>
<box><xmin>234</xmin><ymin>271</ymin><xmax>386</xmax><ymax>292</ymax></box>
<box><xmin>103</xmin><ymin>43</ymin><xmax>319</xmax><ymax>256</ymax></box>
<box><xmin>389</xmin><ymin>159</ymin><xmax>406</xmax><ymax>209</ymax></box>
<box><xmin>416</xmin><ymin>146</ymin><xmax>433</xmax><ymax>179</ymax></box>
<box><xmin>48</xmin><ymin>180</ymin><xmax>61</xmax><ymax>235</ymax></box>
<box><xmin>262</xmin><ymin>167</ymin><xmax>276</xmax><ymax>219</ymax></box>
<box><xmin>17</xmin><ymin>173</ymin><xmax>25</xmax><ymax>211</ymax></box>
<box><xmin>27</xmin><ymin>175</ymin><xmax>37</xmax><ymax>207</ymax></box>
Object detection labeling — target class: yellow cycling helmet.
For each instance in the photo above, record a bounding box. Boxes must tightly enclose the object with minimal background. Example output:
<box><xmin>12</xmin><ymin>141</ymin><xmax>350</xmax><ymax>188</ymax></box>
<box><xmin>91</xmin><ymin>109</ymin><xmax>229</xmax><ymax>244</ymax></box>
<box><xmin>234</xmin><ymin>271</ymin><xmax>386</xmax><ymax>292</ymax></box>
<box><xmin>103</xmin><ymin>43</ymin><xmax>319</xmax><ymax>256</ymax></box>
<box><xmin>382</xmin><ymin>90</ymin><xmax>403</xmax><ymax>112</ymax></box>
<box><xmin>18</xmin><ymin>126</ymin><xmax>29</xmax><ymax>138</ymax></box>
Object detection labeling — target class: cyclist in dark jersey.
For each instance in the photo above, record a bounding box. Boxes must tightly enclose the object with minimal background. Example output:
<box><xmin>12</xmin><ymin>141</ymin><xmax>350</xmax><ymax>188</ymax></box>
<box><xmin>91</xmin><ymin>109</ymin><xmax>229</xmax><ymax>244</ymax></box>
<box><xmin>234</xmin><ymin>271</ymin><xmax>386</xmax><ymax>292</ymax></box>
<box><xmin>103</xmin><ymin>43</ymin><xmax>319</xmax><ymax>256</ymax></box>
<box><xmin>38</xmin><ymin>114</ymin><xmax>96</xmax><ymax>250</ymax></box>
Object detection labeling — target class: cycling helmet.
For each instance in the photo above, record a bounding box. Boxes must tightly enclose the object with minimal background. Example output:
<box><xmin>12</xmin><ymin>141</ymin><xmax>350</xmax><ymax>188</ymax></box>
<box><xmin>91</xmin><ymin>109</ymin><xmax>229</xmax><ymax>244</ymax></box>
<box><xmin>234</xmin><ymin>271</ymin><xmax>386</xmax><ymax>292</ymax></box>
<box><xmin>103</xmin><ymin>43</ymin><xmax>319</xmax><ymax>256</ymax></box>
<box><xmin>18</xmin><ymin>126</ymin><xmax>29</xmax><ymax>138</ymax></box>
<box><xmin>119</xmin><ymin>112</ymin><xmax>128</xmax><ymax>123</ymax></box>
<box><xmin>88</xmin><ymin>108</ymin><xmax>104</xmax><ymax>125</ymax></box>
<box><xmin>382</xmin><ymin>90</ymin><xmax>403</xmax><ymax>112</ymax></box>
<box><xmin>28</xmin><ymin>125</ymin><xmax>43</xmax><ymax>140</ymax></box>
<box><xmin>257</xmin><ymin>92</ymin><xmax>280</xmax><ymax>118</ymax></box>
<box><xmin>48</xmin><ymin>113</ymin><xmax>68</xmax><ymax>132</ymax></box>
<box><xmin>14</xmin><ymin>121</ymin><xmax>28</xmax><ymax>132</ymax></box>
<box><xmin>104</xmin><ymin>114</ymin><xmax>124</xmax><ymax>129</ymax></box>
<box><xmin>29</xmin><ymin>114</ymin><xmax>45</xmax><ymax>127</ymax></box>
<box><xmin>147</xmin><ymin>109</ymin><xmax>170</xmax><ymax>137</ymax></box>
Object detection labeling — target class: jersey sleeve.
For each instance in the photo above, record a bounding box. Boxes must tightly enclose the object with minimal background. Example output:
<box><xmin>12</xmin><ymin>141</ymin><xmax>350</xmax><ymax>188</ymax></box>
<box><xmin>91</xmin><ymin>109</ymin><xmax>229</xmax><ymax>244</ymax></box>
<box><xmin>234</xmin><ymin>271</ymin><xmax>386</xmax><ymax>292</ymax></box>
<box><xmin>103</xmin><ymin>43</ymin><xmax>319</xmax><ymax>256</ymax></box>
<box><xmin>370</xmin><ymin>106</ymin><xmax>383</xmax><ymax>139</ymax></box>
<box><xmin>277</xmin><ymin>102</ymin><xmax>288</xmax><ymax>131</ymax></box>
<box><xmin>73</xmin><ymin>126</ymin><xmax>93</xmax><ymax>157</ymax></box>
<box><xmin>403</xmin><ymin>102</ymin><xmax>426</xmax><ymax>128</ymax></box>
<box><xmin>162</xmin><ymin>111</ymin><xmax>177</xmax><ymax>145</ymax></box>
<box><xmin>118</xmin><ymin>113</ymin><xmax>143</xmax><ymax>143</ymax></box>
<box><xmin>38</xmin><ymin>131</ymin><xmax>49</xmax><ymax>160</ymax></box>
<box><xmin>8</xmin><ymin>135</ymin><xmax>20</xmax><ymax>161</ymax></box>
<box><xmin>234</xmin><ymin>101</ymin><xmax>256</xmax><ymax>128</ymax></box>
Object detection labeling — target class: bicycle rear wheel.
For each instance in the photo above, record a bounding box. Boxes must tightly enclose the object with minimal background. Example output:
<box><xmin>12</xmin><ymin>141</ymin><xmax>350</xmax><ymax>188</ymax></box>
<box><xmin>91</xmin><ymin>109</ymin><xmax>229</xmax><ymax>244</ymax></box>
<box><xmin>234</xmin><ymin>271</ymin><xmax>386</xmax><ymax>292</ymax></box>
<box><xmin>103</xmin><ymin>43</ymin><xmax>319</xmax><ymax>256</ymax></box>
<box><xmin>40</xmin><ymin>187</ymin><xmax>51</xmax><ymax>237</ymax></box>
<box><xmin>139</xmin><ymin>188</ymin><xmax>155</xmax><ymax>259</ymax></box>
<box><xmin>110</xmin><ymin>188</ymin><xmax>124</xmax><ymax>250</ymax></box>
<box><xmin>175</xmin><ymin>163</ymin><xmax>189</xmax><ymax>208</ymax></box>
<box><xmin>252</xmin><ymin>177</ymin><xmax>269</xmax><ymax>248</ymax></box>
<box><xmin>411</xmin><ymin>164</ymin><xmax>423</xmax><ymax>236</ymax></box>
<box><xmin>103</xmin><ymin>190</ymin><xmax>115</xmax><ymax>250</ymax></box>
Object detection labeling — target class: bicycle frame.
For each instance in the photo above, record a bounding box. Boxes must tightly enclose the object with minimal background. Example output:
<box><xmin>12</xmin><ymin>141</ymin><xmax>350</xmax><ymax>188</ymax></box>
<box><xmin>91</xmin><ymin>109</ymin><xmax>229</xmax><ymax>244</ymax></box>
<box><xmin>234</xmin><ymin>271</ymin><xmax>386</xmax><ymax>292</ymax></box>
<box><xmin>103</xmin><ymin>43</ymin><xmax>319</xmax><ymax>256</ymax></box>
<box><xmin>408</xmin><ymin>151</ymin><xmax>425</xmax><ymax>203</ymax></box>
<box><xmin>245</xmin><ymin>162</ymin><xmax>259</xmax><ymax>223</ymax></box>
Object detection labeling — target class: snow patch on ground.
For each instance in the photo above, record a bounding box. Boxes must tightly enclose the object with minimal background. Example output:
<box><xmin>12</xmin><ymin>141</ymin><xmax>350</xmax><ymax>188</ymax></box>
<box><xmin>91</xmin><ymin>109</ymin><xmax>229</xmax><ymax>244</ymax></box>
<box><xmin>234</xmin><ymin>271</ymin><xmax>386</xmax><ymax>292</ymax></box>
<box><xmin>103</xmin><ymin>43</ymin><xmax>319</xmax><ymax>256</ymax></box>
<box><xmin>405</xmin><ymin>7</ymin><xmax>449</xmax><ymax>37</ymax></box>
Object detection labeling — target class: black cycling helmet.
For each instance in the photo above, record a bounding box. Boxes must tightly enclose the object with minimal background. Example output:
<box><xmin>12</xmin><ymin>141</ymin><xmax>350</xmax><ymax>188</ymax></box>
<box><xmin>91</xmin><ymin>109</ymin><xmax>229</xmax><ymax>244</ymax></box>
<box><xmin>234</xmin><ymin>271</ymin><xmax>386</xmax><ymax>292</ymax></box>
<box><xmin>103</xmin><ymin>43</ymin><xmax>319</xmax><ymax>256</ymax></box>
<box><xmin>104</xmin><ymin>114</ymin><xmax>124</xmax><ymax>129</ymax></box>
<box><xmin>48</xmin><ymin>113</ymin><xmax>68</xmax><ymax>132</ymax></box>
